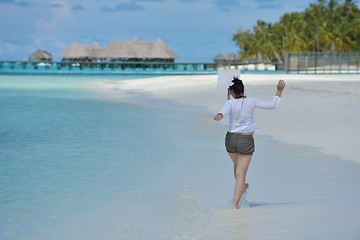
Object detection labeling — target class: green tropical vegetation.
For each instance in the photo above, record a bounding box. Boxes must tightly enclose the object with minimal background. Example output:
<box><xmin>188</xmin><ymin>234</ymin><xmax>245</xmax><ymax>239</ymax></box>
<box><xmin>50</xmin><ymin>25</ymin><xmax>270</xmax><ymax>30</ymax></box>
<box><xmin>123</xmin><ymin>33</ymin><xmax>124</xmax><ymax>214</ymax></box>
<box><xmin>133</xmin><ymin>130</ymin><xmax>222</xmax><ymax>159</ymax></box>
<box><xmin>232</xmin><ymin>0</ymin><xmax>360</xmax><ymax>63</ymax></box>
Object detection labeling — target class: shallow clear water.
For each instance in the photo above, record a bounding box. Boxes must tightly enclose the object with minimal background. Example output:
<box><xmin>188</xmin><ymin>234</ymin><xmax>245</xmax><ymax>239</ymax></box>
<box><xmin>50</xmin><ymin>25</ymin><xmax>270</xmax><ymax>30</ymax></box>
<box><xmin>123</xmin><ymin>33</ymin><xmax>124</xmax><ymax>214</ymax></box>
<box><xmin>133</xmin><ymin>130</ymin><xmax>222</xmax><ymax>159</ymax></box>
<box><xmin>0</xmin><ymin>75</ymin><xmax>227</xmax><ymax>239</ymax></box>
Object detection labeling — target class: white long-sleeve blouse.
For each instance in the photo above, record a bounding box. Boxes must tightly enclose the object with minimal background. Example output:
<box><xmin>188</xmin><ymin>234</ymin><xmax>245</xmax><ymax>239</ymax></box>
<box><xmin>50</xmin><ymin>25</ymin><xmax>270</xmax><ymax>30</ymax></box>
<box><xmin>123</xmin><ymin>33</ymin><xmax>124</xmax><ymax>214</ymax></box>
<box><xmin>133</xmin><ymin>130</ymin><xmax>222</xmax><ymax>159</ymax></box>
<box><xmin>218</xmin><ymin>96</ymin><xmax>281</xmax><ymax>133</ymax></box>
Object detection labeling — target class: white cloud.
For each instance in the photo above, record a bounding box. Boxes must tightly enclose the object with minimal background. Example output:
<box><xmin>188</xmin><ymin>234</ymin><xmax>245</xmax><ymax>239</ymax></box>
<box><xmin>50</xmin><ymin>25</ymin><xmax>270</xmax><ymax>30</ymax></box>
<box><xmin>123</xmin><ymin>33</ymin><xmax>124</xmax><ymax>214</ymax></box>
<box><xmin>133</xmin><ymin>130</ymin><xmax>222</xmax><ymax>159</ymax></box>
<box><xmin>0</xmin><ymin>40</ymin><xmax>20</xmax><ymax>57</ymax></box>
<box><xmin>33</xmin><ymin>0</ymin><xmax>71</xmax><ymax>47</ymax></box>
<box><xmin>39</xmin><ymin>0</ymin><xmax>70</xmax><ymax>28</ymax></box>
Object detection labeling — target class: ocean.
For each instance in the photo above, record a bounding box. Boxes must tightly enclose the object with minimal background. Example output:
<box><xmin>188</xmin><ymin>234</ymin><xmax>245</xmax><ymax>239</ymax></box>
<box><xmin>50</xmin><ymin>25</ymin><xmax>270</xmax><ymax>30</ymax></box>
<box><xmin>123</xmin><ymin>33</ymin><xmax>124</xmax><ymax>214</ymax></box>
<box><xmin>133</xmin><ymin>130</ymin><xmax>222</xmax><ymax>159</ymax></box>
<box><xmin>0</xmin><ymin>74</ymin><xmax>230</xmax><ymax>239</ymax></box>
<box><xmin>1</xmin><ymin>74</ymin><xmax>360</xmax><ymax>240</ymax></box>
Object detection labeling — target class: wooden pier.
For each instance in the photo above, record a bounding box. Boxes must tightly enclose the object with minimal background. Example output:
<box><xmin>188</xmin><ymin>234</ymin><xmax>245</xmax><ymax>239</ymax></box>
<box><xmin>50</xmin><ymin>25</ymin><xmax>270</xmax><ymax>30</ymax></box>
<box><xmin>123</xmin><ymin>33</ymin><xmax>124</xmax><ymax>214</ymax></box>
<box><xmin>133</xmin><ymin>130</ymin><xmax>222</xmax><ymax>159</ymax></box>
<box><xmin>0</xmin><ymin>61</ymin><xmax>221</xmax><ymax>74</ymax></box>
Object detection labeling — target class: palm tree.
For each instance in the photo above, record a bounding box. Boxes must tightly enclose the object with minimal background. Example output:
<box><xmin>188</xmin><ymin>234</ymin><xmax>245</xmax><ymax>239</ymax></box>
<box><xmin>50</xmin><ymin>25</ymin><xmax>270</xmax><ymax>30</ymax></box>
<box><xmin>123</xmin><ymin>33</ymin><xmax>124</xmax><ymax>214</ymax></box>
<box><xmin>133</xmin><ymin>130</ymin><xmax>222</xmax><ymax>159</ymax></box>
<box><xmin>232</xmin><ymin>29</ymin><xmax>254</xmax><ymax>61</ymax></box>
<box><xmin>232</xmin><ymin>0</ymin><xmax>360</xmax><ymax>62</ymax></box>
<box><xmin>305</xmin><ymin>0</ymin><xmax>326</xmax><ymax>51</ymax></box>
<box><xmin>333</xmin><ymin>21</ymin><xmax>356</xmax><ymax>51</ymax></box>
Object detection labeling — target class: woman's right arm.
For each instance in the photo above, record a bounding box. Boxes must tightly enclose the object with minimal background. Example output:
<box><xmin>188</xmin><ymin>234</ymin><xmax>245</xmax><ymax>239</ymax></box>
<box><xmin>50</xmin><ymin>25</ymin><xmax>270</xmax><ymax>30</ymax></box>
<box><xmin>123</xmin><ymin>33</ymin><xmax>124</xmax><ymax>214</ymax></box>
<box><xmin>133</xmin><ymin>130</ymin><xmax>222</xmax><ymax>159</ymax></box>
<box><xmin>253</xmin><ymin>80</ymin><xmax>286</xmax><ymax>109</ymax></box>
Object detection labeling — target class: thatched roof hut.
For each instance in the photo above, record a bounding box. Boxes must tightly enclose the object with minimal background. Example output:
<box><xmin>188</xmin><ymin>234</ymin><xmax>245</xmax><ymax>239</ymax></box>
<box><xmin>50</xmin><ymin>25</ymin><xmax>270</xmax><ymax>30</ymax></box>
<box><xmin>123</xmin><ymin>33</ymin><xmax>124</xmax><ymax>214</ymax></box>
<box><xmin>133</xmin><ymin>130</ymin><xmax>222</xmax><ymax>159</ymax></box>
<box><xmin>61</xmin><ymin>42</ymin><xmax>101</xmax><ymax>61</ymax></box>
<box><xmin>214</xmin><ymin>53</ymin><xmax>239</xmax><ymax>63</ymax></box>
<box><xmin>98</xmin><ymin>38</ymin><xmax>177</xmax><ymax>61</ymax></box>
<box><xmin>28</xmin><ymin>49</ymin><xmax>53</xmax><ymax>62</ymax></box>
<box><xmin>213</xmin><ymin>54</ymin><xmax>227</xmax><ymax>63</ymax></box>
<box><xmin>151</xmin><ymin>38</ymin><xmax>178</xmax><ymax>60</ymax></box>
<box><xmin>61</xmin><ymin>39</ymin><xmax>177</xmax><ymax>62</ymax></box>
<box><xmin>226</xmin><ymin>53</ymin><xmax>238</xmax><ymax>62</ymax></box>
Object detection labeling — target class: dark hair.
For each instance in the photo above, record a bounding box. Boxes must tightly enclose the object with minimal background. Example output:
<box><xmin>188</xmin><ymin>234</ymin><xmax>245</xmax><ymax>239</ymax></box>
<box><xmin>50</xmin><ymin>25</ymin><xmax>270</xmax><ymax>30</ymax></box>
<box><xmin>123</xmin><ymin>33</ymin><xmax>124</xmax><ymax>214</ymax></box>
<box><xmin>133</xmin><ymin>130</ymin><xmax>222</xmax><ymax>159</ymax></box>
<box><xmin>228</xmin><ymin>76</ymin><xmax>245</xmax><ymax>99</ymax></box>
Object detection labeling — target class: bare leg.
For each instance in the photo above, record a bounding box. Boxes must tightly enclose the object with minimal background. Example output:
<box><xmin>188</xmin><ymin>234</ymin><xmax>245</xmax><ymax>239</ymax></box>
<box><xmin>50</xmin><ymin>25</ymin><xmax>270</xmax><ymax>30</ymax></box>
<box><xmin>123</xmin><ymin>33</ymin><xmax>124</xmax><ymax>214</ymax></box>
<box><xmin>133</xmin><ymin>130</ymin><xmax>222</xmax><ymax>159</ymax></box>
<box><xmin>228</xmin><ymin>152</ymin><xmax>238</xmax><ymax>179</ymax></box>
<box><xmin>232</xmin><ymin>154</ymin><xmax>252</xmax><ymax>209</ymax></box>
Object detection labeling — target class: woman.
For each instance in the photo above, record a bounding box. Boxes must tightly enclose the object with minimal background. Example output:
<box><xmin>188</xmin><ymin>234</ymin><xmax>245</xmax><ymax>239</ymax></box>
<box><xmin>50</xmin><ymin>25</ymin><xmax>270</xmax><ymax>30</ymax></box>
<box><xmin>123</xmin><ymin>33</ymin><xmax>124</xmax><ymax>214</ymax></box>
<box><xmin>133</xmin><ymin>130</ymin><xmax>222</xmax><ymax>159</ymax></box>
<box><xmin>213</xmin><ymin>77</ymin><xmax>286</xmax><ymax>209</ymax></box>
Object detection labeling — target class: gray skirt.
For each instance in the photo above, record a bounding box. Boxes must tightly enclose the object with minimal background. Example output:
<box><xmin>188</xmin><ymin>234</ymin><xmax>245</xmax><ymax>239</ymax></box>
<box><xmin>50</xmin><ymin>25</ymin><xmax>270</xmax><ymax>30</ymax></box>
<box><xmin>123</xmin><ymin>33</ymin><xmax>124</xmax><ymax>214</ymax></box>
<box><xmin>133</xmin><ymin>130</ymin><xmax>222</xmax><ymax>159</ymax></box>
<box><xmin>225</xmin><ymin>132</ymin><xmax>255</xmax><ymax>155</ymax></box>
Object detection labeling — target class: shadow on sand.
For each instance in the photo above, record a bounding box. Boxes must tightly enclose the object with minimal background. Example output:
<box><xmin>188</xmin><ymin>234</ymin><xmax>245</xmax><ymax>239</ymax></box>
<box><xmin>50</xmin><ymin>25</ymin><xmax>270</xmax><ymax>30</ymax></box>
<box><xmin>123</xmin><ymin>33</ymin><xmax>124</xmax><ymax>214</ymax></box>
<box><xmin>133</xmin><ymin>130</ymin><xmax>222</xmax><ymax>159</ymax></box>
<box><xmin>247</xmin><ymin>202</ymin><xmax>293</xmax><ymax>208</ymax></box>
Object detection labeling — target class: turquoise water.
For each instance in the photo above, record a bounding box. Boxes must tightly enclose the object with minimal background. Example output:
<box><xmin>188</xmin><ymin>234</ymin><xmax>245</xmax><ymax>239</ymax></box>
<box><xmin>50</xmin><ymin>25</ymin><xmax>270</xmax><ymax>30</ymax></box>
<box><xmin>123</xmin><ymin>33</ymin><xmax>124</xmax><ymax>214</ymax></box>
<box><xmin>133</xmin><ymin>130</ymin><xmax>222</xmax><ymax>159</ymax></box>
<box><xmin>0</xmin><ymin>75</ymin><xmax>228</xmax><ymax>239</ymax></box>
<box><xmin>0</xmin><ymin>75</ymin><xmax>238</xmax><ymax>240</ymax></box>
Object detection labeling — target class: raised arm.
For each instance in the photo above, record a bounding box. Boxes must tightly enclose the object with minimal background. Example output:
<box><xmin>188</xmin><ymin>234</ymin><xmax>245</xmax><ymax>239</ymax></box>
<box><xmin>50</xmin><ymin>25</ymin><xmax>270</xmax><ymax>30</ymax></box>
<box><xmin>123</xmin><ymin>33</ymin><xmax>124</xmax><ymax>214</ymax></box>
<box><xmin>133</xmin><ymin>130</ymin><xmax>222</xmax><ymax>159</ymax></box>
<box><xmin>276</xmin><ymin>80</ymin><xmax>286</xmax><ymax>97</ymax></box>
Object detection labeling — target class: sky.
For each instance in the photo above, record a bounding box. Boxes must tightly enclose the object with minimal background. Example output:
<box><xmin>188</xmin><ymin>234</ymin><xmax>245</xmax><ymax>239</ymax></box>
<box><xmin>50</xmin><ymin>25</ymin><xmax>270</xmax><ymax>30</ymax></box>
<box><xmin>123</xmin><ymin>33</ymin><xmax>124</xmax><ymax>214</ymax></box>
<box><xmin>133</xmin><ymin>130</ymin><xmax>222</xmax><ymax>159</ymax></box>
<box><xmin>0</xmin><ymin>0</ymin><xmax>359</xmax><ymax>62</ymax></box>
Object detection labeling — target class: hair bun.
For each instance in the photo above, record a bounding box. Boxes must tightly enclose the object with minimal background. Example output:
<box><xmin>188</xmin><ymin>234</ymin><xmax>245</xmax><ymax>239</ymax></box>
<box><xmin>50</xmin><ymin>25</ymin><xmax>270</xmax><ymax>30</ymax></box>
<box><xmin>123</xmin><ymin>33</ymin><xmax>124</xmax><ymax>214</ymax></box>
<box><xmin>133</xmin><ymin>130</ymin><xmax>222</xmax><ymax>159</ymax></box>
<box><xmin>229</xmin><ymin>76</ymin><xmax>245</xmax><ymax>98</ymax></box>
<box><xmin>231</xmin><ymin>76</ymin><xmax>243</xmax><ymax>86</ymax></box>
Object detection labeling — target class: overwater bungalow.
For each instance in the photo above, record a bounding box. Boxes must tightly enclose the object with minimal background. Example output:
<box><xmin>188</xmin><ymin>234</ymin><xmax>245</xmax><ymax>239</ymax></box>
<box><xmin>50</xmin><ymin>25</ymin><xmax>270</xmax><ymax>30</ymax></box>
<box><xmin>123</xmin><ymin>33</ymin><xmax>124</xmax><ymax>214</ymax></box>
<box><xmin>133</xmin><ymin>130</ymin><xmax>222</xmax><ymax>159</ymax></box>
<box><xmin>28</xmin><ymin>49</ymin><xmax>53</xmax><ymax>63</ymax></box>
<box><xmin>214</xmin><ymin>53</ymin><xmax>238</xmax><ymax>63</ymax></box>
<box><xmin>98</xmin><ymin>38</ymin><xmax>177</xmax><ymax>62</ymax></box>
<box><xmin>61</xmin><ymin>42</ymin><xmax>101</xmax><ymax>62</ymax></box>
<box><xmin>61</xmin><ymin>38</ymin><xmax>177</xmax><ymax>63</ymax></box>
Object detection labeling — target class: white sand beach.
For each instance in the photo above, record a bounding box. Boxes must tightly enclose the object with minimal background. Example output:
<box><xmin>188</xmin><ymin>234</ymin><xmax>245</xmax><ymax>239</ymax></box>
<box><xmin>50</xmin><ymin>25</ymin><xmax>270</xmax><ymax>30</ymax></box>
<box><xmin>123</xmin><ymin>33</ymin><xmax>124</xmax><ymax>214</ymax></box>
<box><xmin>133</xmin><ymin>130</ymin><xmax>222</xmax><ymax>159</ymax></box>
<box><xmin>96</xmin><ymin>73</ymin><xmax>360</xmax><ymax>164</ymax></box>
<box><xmin>92</xmin><ymin>73</ymin><xmax>360</xmax><ymax>239</ymax></box>
<box><xmin>89</xmin><ymin>74</ymin><xmax>360</xmax><ymax>240</ymax></box>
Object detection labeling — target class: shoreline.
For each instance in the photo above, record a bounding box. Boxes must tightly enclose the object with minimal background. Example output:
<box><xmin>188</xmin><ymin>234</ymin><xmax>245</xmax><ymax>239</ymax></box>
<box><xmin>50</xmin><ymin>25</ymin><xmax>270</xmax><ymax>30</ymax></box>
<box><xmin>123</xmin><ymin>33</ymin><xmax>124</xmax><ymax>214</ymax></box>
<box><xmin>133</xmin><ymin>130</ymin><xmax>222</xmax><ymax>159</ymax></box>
<box><xmin>95</xmin><ymin>73</ymin><xmax>360</xmax><ymax>164</ymax></box>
